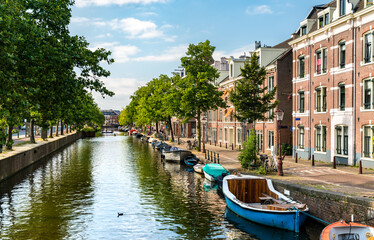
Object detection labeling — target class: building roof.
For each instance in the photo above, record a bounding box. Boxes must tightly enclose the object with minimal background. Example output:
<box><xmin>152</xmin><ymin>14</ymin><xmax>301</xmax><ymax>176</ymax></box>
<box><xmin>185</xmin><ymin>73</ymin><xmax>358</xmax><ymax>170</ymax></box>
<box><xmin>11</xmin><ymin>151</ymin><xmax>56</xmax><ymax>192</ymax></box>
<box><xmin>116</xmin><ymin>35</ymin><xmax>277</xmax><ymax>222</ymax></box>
<box><xmin>272</xmin><ymin>38</ymin><xmax>293</xmax><ymax>49</ymax></box>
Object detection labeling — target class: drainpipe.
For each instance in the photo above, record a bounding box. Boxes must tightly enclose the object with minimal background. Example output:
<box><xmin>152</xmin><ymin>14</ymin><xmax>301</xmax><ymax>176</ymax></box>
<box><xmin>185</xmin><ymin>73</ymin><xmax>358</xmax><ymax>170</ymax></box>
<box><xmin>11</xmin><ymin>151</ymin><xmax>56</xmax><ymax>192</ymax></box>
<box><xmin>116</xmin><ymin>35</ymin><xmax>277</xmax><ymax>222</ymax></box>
<box><xmin>352</xmin><ymin>21</ymin><xmax>357</xmax><ymax>166</ymax></box>
<box><xmin>308</xmin><ymin>39</ymin><xmax>312</xmax><ymax>160</ymax></box>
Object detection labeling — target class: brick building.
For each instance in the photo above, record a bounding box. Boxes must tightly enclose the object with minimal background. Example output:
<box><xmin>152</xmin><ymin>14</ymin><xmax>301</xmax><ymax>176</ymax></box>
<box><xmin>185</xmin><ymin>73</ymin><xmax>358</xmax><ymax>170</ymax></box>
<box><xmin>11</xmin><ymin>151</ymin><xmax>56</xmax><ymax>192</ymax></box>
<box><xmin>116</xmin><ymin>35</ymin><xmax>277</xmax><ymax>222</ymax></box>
<box><xmin>290</xmin><ymin>0</ymin><xmax>374</xmax><ymax>166</ymax></box>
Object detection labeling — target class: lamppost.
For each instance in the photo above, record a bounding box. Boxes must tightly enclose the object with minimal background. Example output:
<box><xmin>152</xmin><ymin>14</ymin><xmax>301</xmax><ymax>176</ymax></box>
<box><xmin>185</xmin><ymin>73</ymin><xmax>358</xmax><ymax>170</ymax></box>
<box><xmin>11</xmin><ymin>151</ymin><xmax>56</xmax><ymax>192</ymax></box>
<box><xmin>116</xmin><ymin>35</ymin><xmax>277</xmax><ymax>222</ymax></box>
<box><xmin>275</xmin><ymin>109</ymin><xmax>284</xmax><ymax>176</ymax></box>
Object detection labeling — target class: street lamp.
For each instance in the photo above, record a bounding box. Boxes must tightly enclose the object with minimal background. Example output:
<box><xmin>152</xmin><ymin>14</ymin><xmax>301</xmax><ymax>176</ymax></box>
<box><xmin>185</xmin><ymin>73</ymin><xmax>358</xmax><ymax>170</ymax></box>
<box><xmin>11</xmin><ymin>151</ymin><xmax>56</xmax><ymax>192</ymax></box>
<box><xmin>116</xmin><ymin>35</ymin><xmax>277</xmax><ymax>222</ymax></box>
<box><xmin>275</xmin><ymin>109</ymin><xmax>284</xmax><ymax>176</ymax></box>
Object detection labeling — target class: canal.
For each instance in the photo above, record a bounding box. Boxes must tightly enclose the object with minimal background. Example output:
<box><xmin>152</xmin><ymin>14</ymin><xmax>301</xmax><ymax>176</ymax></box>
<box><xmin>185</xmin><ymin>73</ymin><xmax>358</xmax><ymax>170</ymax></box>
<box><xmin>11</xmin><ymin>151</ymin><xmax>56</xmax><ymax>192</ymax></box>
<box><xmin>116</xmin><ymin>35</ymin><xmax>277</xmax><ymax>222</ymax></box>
<box><xmin>0</xmin><ymin>136</ymin><xmax>323</xmax><ymax>239</ymax></box>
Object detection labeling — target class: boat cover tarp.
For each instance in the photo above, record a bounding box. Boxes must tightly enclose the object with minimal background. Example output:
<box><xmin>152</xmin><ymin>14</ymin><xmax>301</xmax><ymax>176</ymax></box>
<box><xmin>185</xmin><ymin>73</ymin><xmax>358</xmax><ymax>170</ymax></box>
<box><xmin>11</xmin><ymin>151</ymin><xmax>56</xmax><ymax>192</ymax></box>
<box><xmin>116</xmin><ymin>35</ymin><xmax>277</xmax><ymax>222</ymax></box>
<box><xmin>203</xmin><ymin>164</ymin><xmax>229</xmax><ymax>178</ymax></box>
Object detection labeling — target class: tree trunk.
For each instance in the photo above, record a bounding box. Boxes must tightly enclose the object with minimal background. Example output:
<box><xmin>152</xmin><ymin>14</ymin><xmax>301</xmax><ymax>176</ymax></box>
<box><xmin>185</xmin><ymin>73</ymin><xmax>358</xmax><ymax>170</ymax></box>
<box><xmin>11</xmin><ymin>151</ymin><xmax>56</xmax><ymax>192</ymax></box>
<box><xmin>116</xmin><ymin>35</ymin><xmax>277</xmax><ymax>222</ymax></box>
<box><xmin>6</xmin><ymin>126</ymin><xmax>13</xmax><ymax>150</ymax></box>
<box><xmin>56</xmin><ymin>121</ymin><xmax>59</xmax><ymax>137</ymax></box>
<box><xmin>167</xmin><ymin>117</ymin><xmax>174</xmax><ymax>142</ymax></box>
<box><xmin>41</xmin><ymin>127</ymin><xmax>48</xmax><ymax>140</ymax></box>
<box><xmin>49</xmin><ymin>126</ymin><xmax>53</xmax><ymax>138</ymax></box>
<box><xmin>156</xmin><ymin>121</ymin><xmax>159</xmax><ymax>134</ymax></box>
<box><xmin>60</xmin><ymin>120</ymin><xmax>64</xmax><ymax>135</ymax></box>
<box><xmin>30</xmin><ymin>119</ymin><xmax>35</xmax><ymax>143</ymax></box>
<box><xmin>197</xmin><ymin>111</ymin><xmax>201</xmax><ymax>151</ymax></box>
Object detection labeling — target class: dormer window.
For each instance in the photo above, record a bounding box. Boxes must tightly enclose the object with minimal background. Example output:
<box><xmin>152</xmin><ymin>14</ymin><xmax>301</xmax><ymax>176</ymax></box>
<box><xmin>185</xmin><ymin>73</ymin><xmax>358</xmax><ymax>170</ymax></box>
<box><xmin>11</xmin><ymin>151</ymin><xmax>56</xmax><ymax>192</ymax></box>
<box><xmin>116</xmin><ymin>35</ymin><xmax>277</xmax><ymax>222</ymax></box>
<box><xmin>318</xmin><ymin>12</ymin><xmax>330</xmax><ymax>29</ymax></box>
<box><xmin>230</xmin><ymin>63</ymin><xmax>233</xmax><ymax>78</ymax></box>
<box><xmin>325</xmin><ymin>13</ymin><xmax>330</xmax><ymax>25</ymax></box>
<box><xmin>339</xmin><ymin>0</ymin><xmax>346</xmax><ymax>17</ymax></box>
<box><xmin>301</xmin><ymin>26</ymin><xmax>307</xmax><ymax>36</ymax></box>
<box><xmin>318</xmin><ymin>17</ymin><xmax>324</xmax><ymax>28</ymax></box>
<box><xmin>366</xmin><ymin>0</ymin><xmax>373</xmax><ymax>7</ymax></box>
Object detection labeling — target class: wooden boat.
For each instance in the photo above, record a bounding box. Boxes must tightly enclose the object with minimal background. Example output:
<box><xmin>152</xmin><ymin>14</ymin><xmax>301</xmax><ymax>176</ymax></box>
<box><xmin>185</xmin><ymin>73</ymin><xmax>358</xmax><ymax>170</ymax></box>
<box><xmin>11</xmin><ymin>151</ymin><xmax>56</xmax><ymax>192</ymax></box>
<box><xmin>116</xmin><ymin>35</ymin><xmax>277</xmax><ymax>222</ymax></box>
<box><xmin>222</xmin><ymin>175</ymin><xmax>308</xmax><ymax>232</ymax></box>
<box><xmin>203</xmin><ymin>164</ymin><xmax>229</xmax><ymax>182</ymax></box>
<box><xmin>163</xmin><ymin>148</ymin><xmax>192</xmax><ymax>162</ymax></box>
<box><xmin>320</xmin><ymin>221</ymin><xmax>374</xmax><ymax>240</ymax></box>
<box><xmin>193</xmin><ymin>163</ymin><xmax>205</xmax><ymax>174</ymax></box>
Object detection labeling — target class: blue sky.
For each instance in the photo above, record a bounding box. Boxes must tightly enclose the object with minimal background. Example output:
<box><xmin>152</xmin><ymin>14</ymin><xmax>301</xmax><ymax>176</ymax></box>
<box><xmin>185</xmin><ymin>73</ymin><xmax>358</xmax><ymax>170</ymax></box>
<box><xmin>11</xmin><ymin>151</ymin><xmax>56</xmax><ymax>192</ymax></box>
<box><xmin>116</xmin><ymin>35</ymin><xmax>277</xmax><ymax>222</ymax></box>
<box><xmin>69</xmin><ymin>0</ymin><xmax>326</xmax><ymax>110</ymax></box>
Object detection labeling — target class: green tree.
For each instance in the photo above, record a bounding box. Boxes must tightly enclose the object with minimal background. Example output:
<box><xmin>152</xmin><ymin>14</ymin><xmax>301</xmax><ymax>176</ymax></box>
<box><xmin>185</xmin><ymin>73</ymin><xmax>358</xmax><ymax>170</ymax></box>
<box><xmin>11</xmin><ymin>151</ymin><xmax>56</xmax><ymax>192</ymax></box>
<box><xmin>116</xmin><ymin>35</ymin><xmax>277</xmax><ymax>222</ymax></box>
<box><xmin>229</xmin><ymin>53</ymin><xmax>278</xmax><ymax>167</ymax></box>
<box><xmin>178</xmin><ymin>40</ymin><xmax>226</xmax><ymax>150</ymax></box>
<box><xmin>239</xmin><ymin>129</ymin><xmax>258</xmax><ymax>168</ymax></box>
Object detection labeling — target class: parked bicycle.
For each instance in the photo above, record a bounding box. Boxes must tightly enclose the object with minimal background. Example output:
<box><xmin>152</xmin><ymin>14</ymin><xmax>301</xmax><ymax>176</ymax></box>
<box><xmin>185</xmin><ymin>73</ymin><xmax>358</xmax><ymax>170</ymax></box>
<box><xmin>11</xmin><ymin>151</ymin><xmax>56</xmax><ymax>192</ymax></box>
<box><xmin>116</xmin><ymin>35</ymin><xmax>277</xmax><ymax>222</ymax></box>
<box><xmin>260</xmin><ymin>154</ymin><xmax>278</xmax><ymax>174</ymax></box>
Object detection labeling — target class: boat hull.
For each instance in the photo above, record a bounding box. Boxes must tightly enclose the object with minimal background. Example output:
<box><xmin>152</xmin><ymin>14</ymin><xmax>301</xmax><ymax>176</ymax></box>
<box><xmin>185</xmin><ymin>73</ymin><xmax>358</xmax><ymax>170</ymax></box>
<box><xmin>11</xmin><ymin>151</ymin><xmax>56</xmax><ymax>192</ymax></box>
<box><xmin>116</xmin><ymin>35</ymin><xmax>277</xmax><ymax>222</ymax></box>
<box><xmin>204</xmin><ymin>171</ymin><xmax>216</xmax><ymax>182</ymax></box>
<box><xmin>163</xmin><ymin>150</ymin><xmax>191</xmax><ymax>162</ymax></box>
<box><xmin>225</xmin><ymin>196</ymin><xmax>307</xmax><ymax>232</ymax></box>
<box><xmin>320</xmin><ymin>221</ymin><xmax>374</xmax><ymax>240</ymax></box>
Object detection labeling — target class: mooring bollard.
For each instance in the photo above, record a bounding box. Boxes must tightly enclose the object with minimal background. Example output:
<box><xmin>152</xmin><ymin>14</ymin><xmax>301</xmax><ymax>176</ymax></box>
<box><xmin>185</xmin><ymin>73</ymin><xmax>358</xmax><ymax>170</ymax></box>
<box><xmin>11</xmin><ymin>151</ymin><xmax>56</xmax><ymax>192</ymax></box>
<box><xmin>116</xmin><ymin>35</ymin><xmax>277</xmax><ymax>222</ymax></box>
<box><xmin>295</xmin><ymin>153</ymin><xmax>298</xmax><ymax>163</ymax></box>
<box><xmin>210</xmin><ymin>151</ymin><xmax>213</xmax><ymax>162</ymax></box>
<box><xmin>333</xmin><ymin>156</ymin><xmax>336</xmax><ymax>169</ymax></box>
<box><xmin>232</xmin><ymin>143</ymin><xmax>234</xmax><ymax>150</ymax></box>
<box><xmin>226</xmin><ymin>143</ymin><xmax>227</xmax><ymax>149</ymax></box>
<box><xmin>205</xmin><ymin>150</ymin><xmax>207</xmax><ymax>160</ymax></box>
<box><xmin>220</xmin><ymin>142</ymin><xmax>221</xmax><ymax>147</ymax></box>
<box><xmin>214</xmin><ymin>152</ymin><xmax>216</xmax><ymax>163</ymax></box>
<box><xmin>359</xmin><ymin>160</ymin><xmax>363</xmax><ymax>174</ymax></box>
<box><xmin>207</xmin><ymin>150</ymin><xmax>210</xmax><ymax>161</ymax></box>
<box><xmin>215</xmin><ymin>142</ymin><xmax>216</xmax><ymax>147</ymax></box>
<box><xmin>217</xmin><ymin>153</ymin><xmax>220</xmax><ymax>164</ymax></box>
<box><xmin>312</xmin><ymin>155</ymin><xmax>315</xmax><ymax>166</ymax></box>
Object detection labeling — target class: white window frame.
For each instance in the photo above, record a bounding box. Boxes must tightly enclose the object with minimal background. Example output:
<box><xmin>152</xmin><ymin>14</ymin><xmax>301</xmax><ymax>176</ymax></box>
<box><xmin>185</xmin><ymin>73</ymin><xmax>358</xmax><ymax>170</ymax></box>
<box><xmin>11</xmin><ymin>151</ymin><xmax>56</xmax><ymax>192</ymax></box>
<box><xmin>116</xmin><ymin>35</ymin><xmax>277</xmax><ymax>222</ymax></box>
<box><xmin>298</xmin><ymin>90</ymin><xmax>305</xmax><ymax>113</ymax></box>
<box><xmin>315</xmin><ymin>86</ymin><xmax>327</xmax><ymax>112</ymax></box>
<box><xmin>339</xmin><ymin>41</ymin><xmax>346</xmax><ymax>68</ymax></box>
<box><xmin>298</xmin><ymin>55</ymin><xmax>305</xmax><ymax>78</ymax></box>
<box><xmin>315</xmin><ymin>125</ymin><xmax>327</xmax><ymax>153</ymax></box>
<box><xmin>256</xmin><ymin>130</ymin><xmax>263</xmax><ymax>152</ymax></box>
<box><xmin>362</xmin><ymin>125</ymin><xmax>374</xmax><ymax>159</ymax></box>
<box><xmin>267</xmin><ymin>130</ymin><xmax>274</xmax><ymax>150</ymax></box>
<box><xmin>363</xmin><ymin>31</ymin><xmax>374</xmax><ymax>64</ymax></box>
<box><xmin>268</xmin><ymin>108</ymin><xmax>274</xmax><ymax>123</ymax></box>
<box><xmin>335</xmin><ymin>125</ymin><xmax>348</xmax><ymax>156</ymax></box>
<box><xmin>224</xmin><ymin>128</ymin><xmax>228</xmax><ymax>142</ymax></box>
<box><xmin>315</xmin><ymin>48</ymin><xmax>327</xmax><ymax>75</ymax></box>
<box><xmin>237</xmin><ymin>128</ymin><xmax>242</xmax><ymax>145</ymax></box>
<box><xmin>363</xmin><ymin>78</ymin><xmax>374</xmax><ymax>110</ymax></box>
<box><xmin>298</xmin><ymin>125</ymin><xmax>305</xmax><ymax>150</ymax></box>
<box><xmin>339</xmin><ymin>0</ymin><xmax>346</xmax><ymax>17</ymax></box>
<box><xmin>268</xmin><ymin>76</ymin><xmax>274</xmax><ymax>91</ymax></box>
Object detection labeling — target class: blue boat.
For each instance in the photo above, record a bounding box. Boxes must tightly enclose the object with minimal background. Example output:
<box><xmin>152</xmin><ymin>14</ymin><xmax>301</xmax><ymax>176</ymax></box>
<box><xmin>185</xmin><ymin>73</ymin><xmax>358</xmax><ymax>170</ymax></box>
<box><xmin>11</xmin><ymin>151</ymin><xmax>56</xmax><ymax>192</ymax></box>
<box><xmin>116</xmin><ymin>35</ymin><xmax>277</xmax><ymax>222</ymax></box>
<box><xmin>183</xmin><ymin>155</ymin><xmax>199</xmax><ymax>166</ymax></box>
<box><xmin>203</xmin><ymin>163</ymin><xmax>229</xmax><ymax>182</ymax></box>
<box><xmin>222</xmin><ymin>175</ymin><xmax>308</xmax><ymax>232</ymax></box>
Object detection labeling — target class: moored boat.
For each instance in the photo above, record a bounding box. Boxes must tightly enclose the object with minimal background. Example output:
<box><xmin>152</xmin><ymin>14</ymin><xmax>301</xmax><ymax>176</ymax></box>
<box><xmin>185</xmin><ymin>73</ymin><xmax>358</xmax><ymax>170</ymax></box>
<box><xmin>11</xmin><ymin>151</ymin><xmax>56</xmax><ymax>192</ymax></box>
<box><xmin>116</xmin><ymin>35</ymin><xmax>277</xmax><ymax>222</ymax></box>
<box><xmin>320</xmin><ymin>220</ymin><xmax>374</xmax><ymax>240</ymax></box>
<box><xmin>222</xmin><ymin>175</ymin><xmax>308</xmax><ymax>232</ymax></box>
<box><xmin>193</xmin><ymin>163</ymin><xmax>205</xmax><ymax>174</ymax></box>
<box><xmin>203</xmin><ymin>164</ymin><xmax>229</xmax><ymax>182</ymax></box>
<box><xmin>184</xmin><ymin>155</ymin><xmax>199</xmax><ymax>166</ymax></box>
<box><xmin>162</xmin><ymin>148</ymin><xmax>192</xmax><ymax>162</ymax></box>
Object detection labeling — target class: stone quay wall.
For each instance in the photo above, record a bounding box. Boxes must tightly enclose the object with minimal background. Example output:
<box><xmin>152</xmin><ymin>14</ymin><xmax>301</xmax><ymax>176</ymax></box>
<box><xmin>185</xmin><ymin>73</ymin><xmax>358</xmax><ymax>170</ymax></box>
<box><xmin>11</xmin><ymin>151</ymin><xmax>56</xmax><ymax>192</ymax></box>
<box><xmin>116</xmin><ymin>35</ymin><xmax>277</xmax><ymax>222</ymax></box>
<box><xmin>0</xmin><ymin>132</ymin><xmax>82</xmax><ymax>182</ymax></box>
<box><xmin>273</xmin><ymin>180</ymin><xmax>374</xmax><ymax>226</ymax></box>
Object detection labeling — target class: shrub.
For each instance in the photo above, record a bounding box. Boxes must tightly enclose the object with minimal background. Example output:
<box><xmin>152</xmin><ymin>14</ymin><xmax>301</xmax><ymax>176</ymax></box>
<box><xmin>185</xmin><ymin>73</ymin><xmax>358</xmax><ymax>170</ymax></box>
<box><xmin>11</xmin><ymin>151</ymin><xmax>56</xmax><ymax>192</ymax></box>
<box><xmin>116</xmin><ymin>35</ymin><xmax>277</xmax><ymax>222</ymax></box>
<box><xmin>82</xmin><ymin>127</ymin><xmax>95</xmax><ymax>132</ymax></box>
<box><xmin>238</xmin><ymin>129</ymin><xmax>258</xmax><ymax>169</ymax></box>
<box><xmin>281</xmin><ymin>143</ymin><xmax>292</xmax><ymax>155</ymax></box>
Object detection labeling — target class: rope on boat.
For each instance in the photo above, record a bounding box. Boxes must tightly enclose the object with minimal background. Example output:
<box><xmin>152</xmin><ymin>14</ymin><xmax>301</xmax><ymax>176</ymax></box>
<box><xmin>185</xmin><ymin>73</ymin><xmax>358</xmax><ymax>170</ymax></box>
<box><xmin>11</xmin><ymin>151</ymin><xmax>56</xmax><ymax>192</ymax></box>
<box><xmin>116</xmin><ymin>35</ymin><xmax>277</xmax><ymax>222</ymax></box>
<box><xmin>291</xmin><ymin>207</ymin><xmax>331</xmax><ymax>225</ymax></box>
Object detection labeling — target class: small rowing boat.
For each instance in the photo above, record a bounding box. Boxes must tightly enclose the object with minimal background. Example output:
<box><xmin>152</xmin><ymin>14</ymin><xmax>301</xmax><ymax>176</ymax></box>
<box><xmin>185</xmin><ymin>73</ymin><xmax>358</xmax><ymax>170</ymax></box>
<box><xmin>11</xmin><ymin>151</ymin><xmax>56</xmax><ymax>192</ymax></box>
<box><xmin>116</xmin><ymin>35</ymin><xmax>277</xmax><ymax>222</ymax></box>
<box><xmin>320</xmin><ymin>220</ymin><xmax>374</xmax><ymax>240</ymax></box>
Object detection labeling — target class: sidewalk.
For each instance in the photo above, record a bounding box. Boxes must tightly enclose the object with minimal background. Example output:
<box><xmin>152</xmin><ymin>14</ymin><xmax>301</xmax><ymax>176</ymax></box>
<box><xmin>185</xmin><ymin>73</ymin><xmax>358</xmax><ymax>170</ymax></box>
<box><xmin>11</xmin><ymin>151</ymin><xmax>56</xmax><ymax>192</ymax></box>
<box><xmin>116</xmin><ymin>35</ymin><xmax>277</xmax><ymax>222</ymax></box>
<box><xmin>166</xmin><ymin>137</ymin><xmax>374</xmax><ymax>198</ymax></box>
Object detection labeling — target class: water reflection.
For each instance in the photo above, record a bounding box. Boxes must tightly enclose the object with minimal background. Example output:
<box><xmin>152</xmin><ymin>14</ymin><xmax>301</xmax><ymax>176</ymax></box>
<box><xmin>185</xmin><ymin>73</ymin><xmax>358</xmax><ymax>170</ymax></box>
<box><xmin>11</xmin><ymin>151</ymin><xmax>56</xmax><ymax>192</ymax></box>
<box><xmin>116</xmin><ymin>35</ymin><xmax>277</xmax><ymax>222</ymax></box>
<box><xmin>0</xmin><ymin>136</ymin><xmax>323</xmax><ymax>239</ymax></box>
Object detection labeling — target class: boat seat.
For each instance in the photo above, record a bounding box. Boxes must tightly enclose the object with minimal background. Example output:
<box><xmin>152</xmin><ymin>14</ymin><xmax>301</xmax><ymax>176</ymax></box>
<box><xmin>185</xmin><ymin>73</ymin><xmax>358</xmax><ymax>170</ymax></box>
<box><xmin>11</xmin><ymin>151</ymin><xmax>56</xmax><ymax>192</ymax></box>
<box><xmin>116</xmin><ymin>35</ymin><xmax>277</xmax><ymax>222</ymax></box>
<box><xmin>261</xmin><ymin>193</ymin><xmax>286</xmax><ymax>204</ymax></box>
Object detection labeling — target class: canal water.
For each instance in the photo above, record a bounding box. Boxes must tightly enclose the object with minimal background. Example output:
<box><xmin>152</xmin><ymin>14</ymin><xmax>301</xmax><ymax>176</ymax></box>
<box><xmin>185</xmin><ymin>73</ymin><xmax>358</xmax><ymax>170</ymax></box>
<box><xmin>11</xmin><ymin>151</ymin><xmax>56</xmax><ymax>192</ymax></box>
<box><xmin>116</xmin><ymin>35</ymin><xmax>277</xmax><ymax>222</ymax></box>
<box><xmin>0</xmin><ymin>136</ymin><xmax>323</xmax><ymax>239</ymax></box>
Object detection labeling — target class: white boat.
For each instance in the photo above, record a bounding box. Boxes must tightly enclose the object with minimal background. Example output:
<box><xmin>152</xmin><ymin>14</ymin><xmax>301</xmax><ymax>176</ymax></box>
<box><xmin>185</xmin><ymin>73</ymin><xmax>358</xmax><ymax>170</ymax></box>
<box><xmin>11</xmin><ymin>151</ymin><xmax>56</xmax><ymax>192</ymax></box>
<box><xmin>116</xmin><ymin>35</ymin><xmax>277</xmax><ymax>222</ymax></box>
<box><xmin>203</xmin><ymin>164</ymin><xmax>229</xmax><ymax>182</ymax></box>
<box><xmin>163</xmin><ymin>148</ymin><xmax>192</xmax><ymax>162</ymax></box>
<box><xmin>320</xmin><ymin>220</ymin><xmax>374</xmax><ymax>240</ymax></box>
<box><xmin>222</xmin><ymin>175</ymin><xmax>308</xmax><ymax>232</ymax></box>
<box><xmin>193</xmin><ymin>163</ymin><xmax>205</xmax><ymax>174</ymax></box>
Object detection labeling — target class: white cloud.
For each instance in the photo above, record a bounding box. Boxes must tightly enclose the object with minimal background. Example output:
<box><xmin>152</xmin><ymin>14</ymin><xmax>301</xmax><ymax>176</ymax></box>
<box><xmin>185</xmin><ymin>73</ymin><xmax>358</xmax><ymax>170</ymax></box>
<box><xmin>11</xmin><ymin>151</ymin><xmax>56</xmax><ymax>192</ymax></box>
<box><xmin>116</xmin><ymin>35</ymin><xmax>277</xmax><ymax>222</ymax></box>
<box><xmin>91</xmin><ymin>42</ymin><xmax>140</xmax><ymax>63</ymax></box>
<box><xmin>109</xmin><ymin>18</ymin><xmax>163</xmax><ymax>39</ymax></box>
<box><xmin>134</xmin><ymin>44</ymin><xmax>187</xmax><ymax>62</ymax></box>
<box><xmin>75</xmin><ymin>0</ymin><xmax>167</xmax><ymax>8</ymax></box>
<box><xmin>70</xmin><ymin>17</ymin><xmax>91</xmax><ymax>23</ymax></box>
<box><xmin>213</xmin><ymin>44</ymin><xmax>255</xmax><ymax>60</ymax></box>
<box><xmin>96</xmin><ymin>33</ymin><xmax>112</xmax><ymax>39</ymax></box>
<box><xmin>245</xmin><ymin>5</ymin><xmax>273</xmax><ymax>15</ymax></box>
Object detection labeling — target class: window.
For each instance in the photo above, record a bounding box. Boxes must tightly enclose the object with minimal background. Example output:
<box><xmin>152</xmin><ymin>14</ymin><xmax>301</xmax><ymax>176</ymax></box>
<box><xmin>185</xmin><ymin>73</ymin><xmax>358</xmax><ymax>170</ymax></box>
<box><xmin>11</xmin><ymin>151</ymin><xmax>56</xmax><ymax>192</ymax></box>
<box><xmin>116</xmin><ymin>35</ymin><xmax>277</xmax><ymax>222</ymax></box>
<box><xmin>364</xmin><ymin>32</ymin><xmax>373</xmax><ymax>63</ymax></box>
<box><xmin>298</xmin><ymin>90</ymin><xmax>305</xmax><ymax>113</ymax></box>
<box><xmin>325</xmin><ymin>13</ymin><xmax>330</xmax><ymax>25</ymax></box>
<box><xmin>268</xmin><ymin>108</ymin><xmax>274</xmax><ymax>122</ymax></box>
<box><xmin>237</xmin><ymin>129</ymin><xmax>242</xmax><ymax>144</ymax></box>
<box><xmin>219</xmin><ymin>110</ymin><xmax>223</xmax><ymax>121</ymax></box>
<box><xmin>336</xmin><ymin>126</ymin><xmax>348</xmax><ymax>155</ymax></box>
<box><xmin>315</xmin><ymin>125</ymin><xmax>327</xmax><ymax>152</ymax></box>
<box><xmin>219</xmin><ymin>128</ymin><xmax>222</xmax><ymax>141</ymax></box>
<box><xmin>367</xmin><ymin>0</ymin><xmax>374</xmax><ymax>7</ymax></box>
<box><xmin>230</xmin><ymin>64</ymin><xmax>233</xmax><ymax>77</ymax></box>
<box><xmin>319</xmin><ymin>17</ymin><xmax>324</xmax><ymax>28</ymax></box>
<box><xmin>298</xmin><ymin>126</ymin><xmax>305</xmax><ymax>149</ymax></box>
<box><xmin>298</xmin><ymin>55</ymin><xmax>305</xmax><ymax>78</ymax></box>
<box><xmin>316</xmin><ymin>86</ymin><xmax>327</xmax><ymax>112</ymax></box>
<box><xmin>316</xmin><ymin>48</ymin><xmax>327</xmax><ymax>74</ymax></box>
<box><xmin>363</xmin><ymin>126</ymin><xmax>374</xmax><ymax>158</ymax></box>
<box><xmin>225</xmin><ymin>128</ymin><xmax>228</xmax><ymax>142</ymax></box>
<box><xmin>208</xmin><ymin>127</ymin><xmax>211</xmax><ymax>140</ymax></box>
<box><xmin>268</xmin><ymin>76</ymin><xmax>274</xmax><ymax>91</ymax></box>
<box><xmin>212</xmin><ymin>128</ymin><xmax>217</xmax><ymax>143</ymax></box>
<box><xmin>256</xmin><ymin>130</ymin><xmax>263</xmax><ymax>152</ymax></box>
<box><xmin>363</xmin><ymin>79</ymin><xmax>374</xmax><ymax>109</ymax></box>
<box><xmin>339</xmin><ymin>42</ymin><xmax>346</xmax><ymax>68</ymax></box>
<box><xmin>340</xmin><ymin>0</ymin><xmax>346</xmax><ymax>16</ymax></box>
<box><xmin>339</xmin><ymin>83</ymin><xmax>345</xmax><ymax>111</ymax></box>
<box><xmin>301</xmin><ymin>26</ymin><xmax>307</xmax><ymax>36</ymax></box>
<box><xmin>268</xmin><ymin>131</ymin><xmax>274</xmax><ymax>149</ymax></box>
